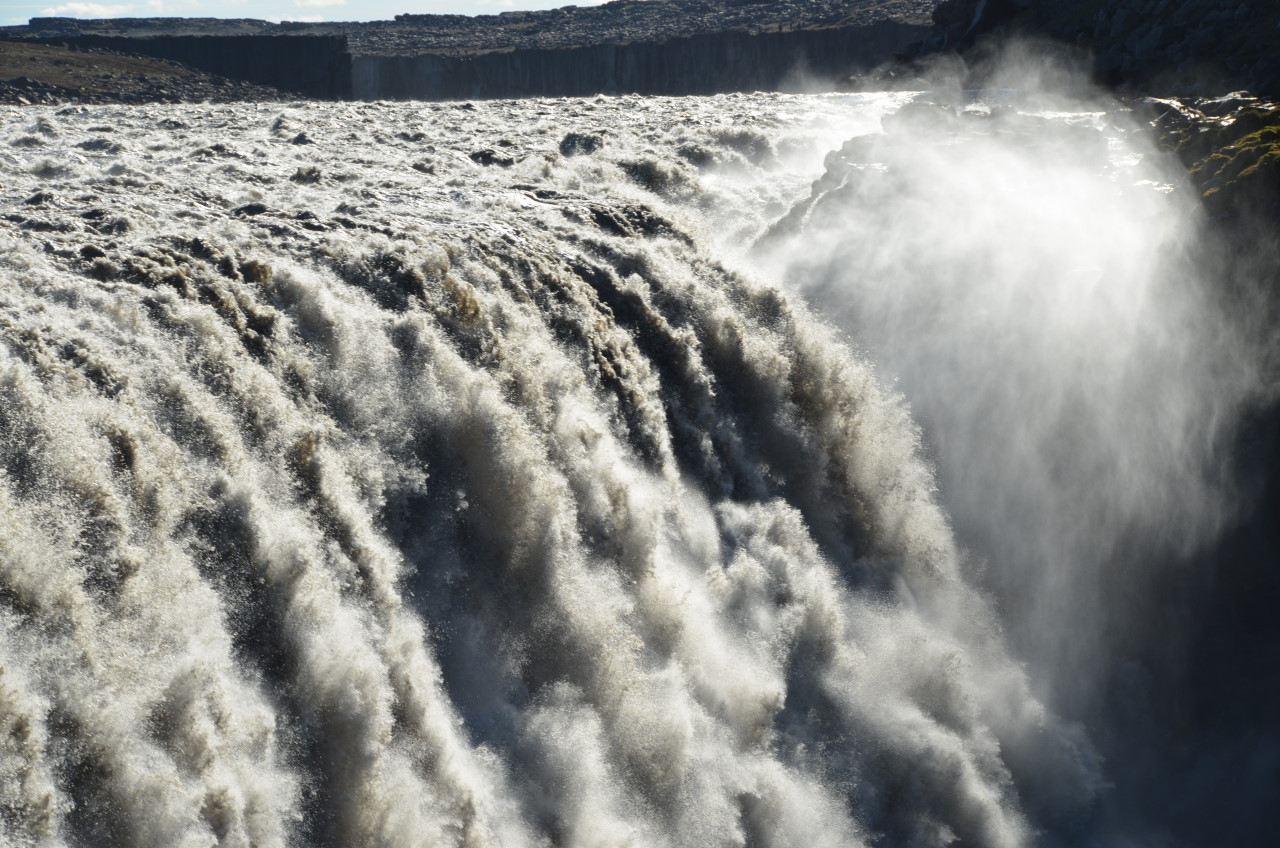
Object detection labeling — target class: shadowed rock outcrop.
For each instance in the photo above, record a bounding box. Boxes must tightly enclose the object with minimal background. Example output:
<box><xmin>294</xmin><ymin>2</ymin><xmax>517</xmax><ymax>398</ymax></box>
<box><xmin>911</xmin><ymin>0</ymin><xmax>1280</xmax><ymax>96</ymax></box>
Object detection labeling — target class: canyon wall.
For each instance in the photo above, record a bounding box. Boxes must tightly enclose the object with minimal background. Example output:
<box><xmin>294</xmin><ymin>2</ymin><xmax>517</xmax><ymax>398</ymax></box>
<box><xmin>19</xmin><ymin>23</ymin><xmax>925</xmax><ymax>101</ymax></box>
<box><xmin>351</xmin><ymin>23</ymin><xmax>926</xmax><ymax>101</ymax></box>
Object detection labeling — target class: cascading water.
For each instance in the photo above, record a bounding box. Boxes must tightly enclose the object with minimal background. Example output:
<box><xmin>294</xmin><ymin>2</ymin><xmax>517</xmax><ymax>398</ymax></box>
<box><xmin>0</xmin><ymin>87</ymin><xmax>1260</xmax><ymax>847</ymax></box>
<box><xmin>755</xmin><ymin>89</ymin><xmax>1260</xmax><ymax>709</ymax></box>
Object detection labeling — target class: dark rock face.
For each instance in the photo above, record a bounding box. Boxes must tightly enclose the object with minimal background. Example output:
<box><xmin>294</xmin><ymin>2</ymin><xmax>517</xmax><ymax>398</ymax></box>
<box><xmin>915</xmin><ymin>0</ymin><xmax>1280</xmax><ymax>96</ymax></box>
<box><xmin>351</xmin><ymin>23</ymin><xmax>926</xmax><ymax>100</ymax></box>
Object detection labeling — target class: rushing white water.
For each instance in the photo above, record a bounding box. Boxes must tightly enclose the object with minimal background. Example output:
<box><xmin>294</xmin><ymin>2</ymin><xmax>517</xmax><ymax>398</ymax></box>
<box><xmin>0</xmin><ymin>90</ymin><xmax>1253</xmax><ymax>847</ymax></box>
<box><xmin>753</xmin><ymin>92</ymin><xmax>1260</xmax><ymax>717</ymax></box>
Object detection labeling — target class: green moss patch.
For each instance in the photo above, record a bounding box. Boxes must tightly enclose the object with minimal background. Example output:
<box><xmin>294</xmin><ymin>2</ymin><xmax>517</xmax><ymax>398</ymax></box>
<box><xmin>1168</xmin><ymin>105</ymin><xmax>1280</xmax><ymax>218</ymax></box>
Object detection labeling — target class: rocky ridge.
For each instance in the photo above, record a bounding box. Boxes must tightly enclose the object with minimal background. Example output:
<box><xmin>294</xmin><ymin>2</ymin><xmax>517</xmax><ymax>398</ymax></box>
<box><xmin>0</xmin><ymin>41</ymin><xmax>287</xmax><ymax>105</ymax></box>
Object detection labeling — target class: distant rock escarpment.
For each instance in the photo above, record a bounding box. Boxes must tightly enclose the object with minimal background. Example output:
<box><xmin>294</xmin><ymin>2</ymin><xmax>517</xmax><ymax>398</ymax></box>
<box><xmin>350</xmin><ymin>23</ymin><xmax>927</xmax><ymax>101</ymax></box>
<box><xmin>17</xmin><ymin>2</ymin><xmax>937</xmax><ymax>56</ymax></box>
<box><xmin>4</xmin><ymin>1</ymin><xmax>936</xmax><ymax>101</ymax></box>
<box><xmin>8</xmin><ymin>1</ymin><xmax>1279</xmax><ymax>102</ymax></box>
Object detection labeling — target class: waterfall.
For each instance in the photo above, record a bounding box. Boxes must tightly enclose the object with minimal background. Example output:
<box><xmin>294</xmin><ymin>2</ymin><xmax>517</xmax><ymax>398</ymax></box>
<box><xmin>0</xmin><ymin>89</ymin><xmax>1257</xmax><ymax>846</ymax></box>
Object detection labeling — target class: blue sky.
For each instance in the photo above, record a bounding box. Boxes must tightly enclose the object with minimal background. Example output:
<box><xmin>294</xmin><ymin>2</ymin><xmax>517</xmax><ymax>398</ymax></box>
<box><xmin>1</xmin><ymin>1</ymin><xmax>606</xmax><ymax>27</ymax></box>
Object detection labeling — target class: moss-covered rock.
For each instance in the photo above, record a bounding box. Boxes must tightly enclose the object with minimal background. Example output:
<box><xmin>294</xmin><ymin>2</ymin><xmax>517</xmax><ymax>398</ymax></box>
<box><xmin>1191</xmin><ymin>113</ymin><xmax>1280</xmax><ymax>213</ymax></box>
<box><xmin>1154</xmin><ymin>99</ymin><xmax>1280</xmax><ymax>220</ymax></box>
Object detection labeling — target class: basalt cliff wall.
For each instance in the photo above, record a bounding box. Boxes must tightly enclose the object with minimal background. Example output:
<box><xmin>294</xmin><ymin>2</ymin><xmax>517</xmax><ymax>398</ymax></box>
<box><xmin>352</xmin><ymin>23</ymin><xmax>926</xmax><ymax>101</ymax></box>
<box><xmin>30</xmin><ymin>24</ymin><xmax>927</xmax><ymax>102</ymax></box>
